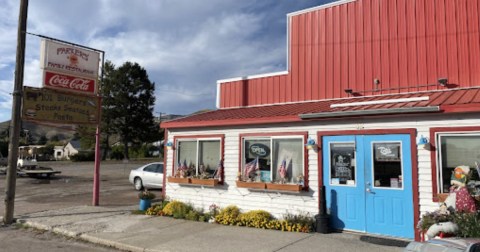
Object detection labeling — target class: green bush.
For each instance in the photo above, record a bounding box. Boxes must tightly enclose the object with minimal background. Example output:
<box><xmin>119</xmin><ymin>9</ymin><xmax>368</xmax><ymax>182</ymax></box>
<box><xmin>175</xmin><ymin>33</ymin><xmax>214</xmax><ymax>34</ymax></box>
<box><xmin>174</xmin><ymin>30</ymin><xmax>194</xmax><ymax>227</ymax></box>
<box><xmin>185</xmin><ymin>210</ymin><xmax>201</xmax><ymax>221</ymax></box>
<box><xmin>162</xmin><ymin>201</ymin><xmax>192</xmax><ymax>219</ymax></box>
<box><xmin>453</xmin><ymin>212</ymin><xmax>480</xmax><ymax>238</ymax></box>
<box><xmin>238</xmin><ymin>210</ymin><xmax>273</xmax><ymax>228</ymax></box>
<box><xmin>70</xmin><ymin>151</ymin><xmax>95</xmax><ymax>162</ymax></box>
<box><xmin>215</xmin><ymin>205</ymin><xmax>240</xmax><ymax>225</ymax></box>
<box><xmin>109</xmin><ymin>149</ymin><xmax>124</xmax><ymax>160</ymax></box>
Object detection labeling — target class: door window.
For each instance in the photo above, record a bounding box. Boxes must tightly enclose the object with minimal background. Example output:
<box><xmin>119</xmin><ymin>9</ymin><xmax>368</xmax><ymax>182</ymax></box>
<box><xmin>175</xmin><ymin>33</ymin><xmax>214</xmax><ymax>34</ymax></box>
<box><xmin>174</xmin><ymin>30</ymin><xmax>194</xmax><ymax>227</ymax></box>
<box><xmin>371</xmin><ymin>142</ymin><xmax>403</xmax><ymax>189</ymax></box>
<box><xmin>329</xmin><ymin>142</ymin><xmax>356</xmax><ymax>186</ymax></box>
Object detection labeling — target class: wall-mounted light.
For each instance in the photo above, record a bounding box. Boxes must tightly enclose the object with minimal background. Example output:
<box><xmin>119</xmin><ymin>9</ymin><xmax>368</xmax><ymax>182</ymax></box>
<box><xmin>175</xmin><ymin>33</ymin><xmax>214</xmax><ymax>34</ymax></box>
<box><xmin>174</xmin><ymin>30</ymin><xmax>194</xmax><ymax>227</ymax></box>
<box><xmin>165</xmin><ymin>141</ymin><xmax>173</xmax><ymax>150</ymax></box>
<box><xmin>344</xmin><ymin>89</ymin><xmax>353</xmax><ymax>95</ymax></box>
<box><xmin>305</xmin><ymin>138</ymin><xmax>317</xmax><ymax>150</ymax></box>
<box><xmin>373</xmin><ymin>78</ymin><xmax>380</xmax><ymax>91</ymax></box>
<box><xmin>417</xmin><ymin>135</ymin><xmax>429</xmax><ymax>149</ymax></box>
<box><xmin>438</xmin><ymin>78</ymin><xmax>448</xmax><ymax>87</ymax></box>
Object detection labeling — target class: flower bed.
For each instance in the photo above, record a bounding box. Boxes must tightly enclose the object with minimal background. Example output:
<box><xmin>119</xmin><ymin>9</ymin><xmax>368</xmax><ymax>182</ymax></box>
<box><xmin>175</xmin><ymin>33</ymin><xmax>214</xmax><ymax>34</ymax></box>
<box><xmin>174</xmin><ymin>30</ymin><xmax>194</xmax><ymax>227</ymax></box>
<box><xmin>144</xmin><ymin>200</ymin><xmax>314</xmax><ymax>233</ymax></box>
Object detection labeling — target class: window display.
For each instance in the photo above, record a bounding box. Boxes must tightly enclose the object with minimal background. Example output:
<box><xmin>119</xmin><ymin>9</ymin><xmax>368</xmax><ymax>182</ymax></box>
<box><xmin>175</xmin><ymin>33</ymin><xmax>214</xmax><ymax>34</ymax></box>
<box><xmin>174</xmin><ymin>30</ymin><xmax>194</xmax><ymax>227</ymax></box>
<box><xmin>243</xmin><ymin>137</ymin><xmax>304</xmax><ymax>184</ymax></box>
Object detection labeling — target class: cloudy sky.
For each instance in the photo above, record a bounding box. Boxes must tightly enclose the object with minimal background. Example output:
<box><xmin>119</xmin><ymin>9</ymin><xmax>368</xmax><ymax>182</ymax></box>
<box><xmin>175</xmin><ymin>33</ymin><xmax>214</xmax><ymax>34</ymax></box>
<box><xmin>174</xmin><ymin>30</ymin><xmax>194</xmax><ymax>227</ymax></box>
<box><xmin>0</xmin><ymin>0</ymin><xmax>332</xmax><ymax>122</ymax></box>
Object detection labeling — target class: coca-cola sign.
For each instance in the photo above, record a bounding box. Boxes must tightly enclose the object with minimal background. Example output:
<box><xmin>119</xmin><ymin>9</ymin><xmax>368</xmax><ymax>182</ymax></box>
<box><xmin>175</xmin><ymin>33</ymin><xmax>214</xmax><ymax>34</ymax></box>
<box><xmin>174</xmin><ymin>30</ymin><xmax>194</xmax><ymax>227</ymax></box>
<box><xmin>43</xmin><ymin>71</ymin><xmax>96</xmax><ymax>94</ymax></box>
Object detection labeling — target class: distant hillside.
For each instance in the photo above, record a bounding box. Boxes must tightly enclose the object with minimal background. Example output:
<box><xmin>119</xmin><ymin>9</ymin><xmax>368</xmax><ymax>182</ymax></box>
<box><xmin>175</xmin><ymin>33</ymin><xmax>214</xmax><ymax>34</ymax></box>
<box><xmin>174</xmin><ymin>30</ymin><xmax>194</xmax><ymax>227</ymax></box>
<box><xmin>0</xmin><ymin>120</ymin><xmax>75</xmax><ymax>143</ymax></box>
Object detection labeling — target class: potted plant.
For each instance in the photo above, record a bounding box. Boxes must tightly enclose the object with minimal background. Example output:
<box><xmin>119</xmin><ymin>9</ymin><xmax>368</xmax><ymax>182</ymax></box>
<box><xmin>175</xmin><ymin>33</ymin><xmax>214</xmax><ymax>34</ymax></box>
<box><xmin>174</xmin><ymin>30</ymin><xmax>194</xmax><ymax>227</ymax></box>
<box><xmin>138</xmin><ymin>189</ymin><xmax>155</xmax><ymax>211</ymax></box>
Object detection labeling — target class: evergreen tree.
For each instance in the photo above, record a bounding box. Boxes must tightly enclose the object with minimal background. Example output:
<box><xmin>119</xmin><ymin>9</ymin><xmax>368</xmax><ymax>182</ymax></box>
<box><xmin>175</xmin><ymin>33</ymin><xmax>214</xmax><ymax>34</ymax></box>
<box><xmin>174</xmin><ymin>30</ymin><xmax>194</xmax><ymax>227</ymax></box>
<box><xmin>37</xmin><ymin>134</ymin><xmax>48</xmax><ymax>145</ymax></box>
<box><xmin>101</xmin><ymin>61</ymin><xmax>159</xmax><ymax>160</ymax></box>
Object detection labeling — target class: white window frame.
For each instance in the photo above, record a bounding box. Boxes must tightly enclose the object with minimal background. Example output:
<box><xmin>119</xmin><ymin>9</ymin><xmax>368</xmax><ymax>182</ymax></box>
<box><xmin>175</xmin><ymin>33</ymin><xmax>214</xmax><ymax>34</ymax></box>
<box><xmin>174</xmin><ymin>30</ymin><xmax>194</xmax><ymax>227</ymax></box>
<box><xmin>242</xmin><ymin>135</ymin><xmax>305</xmax><ymax>183</ymax></box>
<box><xmin>176</xmin><ymin>138</ymin><xmax>222</xmax><ymax>176</ymax></box>
<box><xmin>436</xmin><ymin>132</ymin><xmax>480</xmax><ymax>194</ymax></box>
<box><xmin>328</xmin><ymin>141</ymin><xmax>357</xmax><ymax>187</ymax></box>
<box><xmin>370</xmin><ymin>141</ymin><xmax>404</xmax><ymax>190</ymax></box>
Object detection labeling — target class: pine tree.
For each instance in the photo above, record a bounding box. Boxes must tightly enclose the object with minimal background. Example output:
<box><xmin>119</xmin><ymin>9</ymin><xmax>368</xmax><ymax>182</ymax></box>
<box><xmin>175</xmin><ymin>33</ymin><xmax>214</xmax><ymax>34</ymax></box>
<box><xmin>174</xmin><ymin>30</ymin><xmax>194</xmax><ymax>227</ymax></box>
<box><xmin>101</xmin><ymin>61</ymin><xmax>159</xmax><ymax>160</ymax></box>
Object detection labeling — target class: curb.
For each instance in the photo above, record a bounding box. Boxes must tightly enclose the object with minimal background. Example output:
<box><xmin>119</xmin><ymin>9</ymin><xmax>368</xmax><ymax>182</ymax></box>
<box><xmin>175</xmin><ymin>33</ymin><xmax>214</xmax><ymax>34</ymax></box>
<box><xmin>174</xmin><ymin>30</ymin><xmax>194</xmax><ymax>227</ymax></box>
<box><xmin>80</xmin><ymin>233</ymin><xmax>146</xmax><ymax>252</ymax></box>
<box><xmin>20</xmin><ymin>219</ymin><xmax>147</xmax><ymax>252</ymax></box>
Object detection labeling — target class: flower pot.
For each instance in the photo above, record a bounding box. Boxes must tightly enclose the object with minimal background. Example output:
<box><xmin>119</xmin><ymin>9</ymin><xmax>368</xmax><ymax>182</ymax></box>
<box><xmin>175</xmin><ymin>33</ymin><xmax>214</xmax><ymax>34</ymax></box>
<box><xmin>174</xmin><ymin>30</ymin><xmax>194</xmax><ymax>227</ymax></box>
<box><xmin>190</xmin><ymin>178</ymin><xmax>219</xmax><ymax>186</ymax></box>
<box><xmin>139</xmin><ymin>199</ymin><xmax>151</xmax><ymax>211</ymax></box>
<box><xmin>168</xmin><ymin>176</ymin><xmax>191</xmax><ymax>184</ymax></box>
<box><xmin>266</xmin><ymin>183</ymin><xmax>303</xmax><ymax>192</ymax></box>
<box><xmin>236</xmin><ymin>180</ymin><xmax>266</xmax><ymax>189</ymax></box>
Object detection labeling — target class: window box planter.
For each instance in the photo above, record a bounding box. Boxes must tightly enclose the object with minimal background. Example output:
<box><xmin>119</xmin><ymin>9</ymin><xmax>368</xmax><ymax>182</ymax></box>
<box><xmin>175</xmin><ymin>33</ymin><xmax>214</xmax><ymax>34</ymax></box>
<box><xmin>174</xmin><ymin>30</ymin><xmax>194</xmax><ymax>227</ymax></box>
<box><xmin>236</xmin><ymin>181</ymin><xmax>266</xmax><ymax>189</ymax></box>
<box><xmin>168</xmin><ymin>176</ymin><xmax>191</xmax><ymax>184</ymax></box>
<box><xmin>190</xmin><ymin>178</ymin><xmax>219</xmax><ymax>186</ymax></box>
<box><xmin>266</xmin><ymin>183</ymin><xmax>303</xmax><ymax>192</ymax></box>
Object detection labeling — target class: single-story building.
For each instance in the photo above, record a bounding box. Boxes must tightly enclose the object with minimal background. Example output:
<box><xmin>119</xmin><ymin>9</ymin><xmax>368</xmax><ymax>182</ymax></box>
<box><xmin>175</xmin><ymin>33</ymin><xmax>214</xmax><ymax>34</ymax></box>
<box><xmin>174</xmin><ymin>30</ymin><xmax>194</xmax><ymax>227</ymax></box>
<box><xmin>161</xmin><ymin>0</ymin><xmax>480</xmax><ymax>241</ymax></box>
<box><xmin>63</xmin><ymin>140</ymin><xmax>81</xmax><ymax>159</ymax></box>
<box><xmin>53</xmin><ymin>145</ymin><xmax>65</xmax><ymax>160</ymax></box>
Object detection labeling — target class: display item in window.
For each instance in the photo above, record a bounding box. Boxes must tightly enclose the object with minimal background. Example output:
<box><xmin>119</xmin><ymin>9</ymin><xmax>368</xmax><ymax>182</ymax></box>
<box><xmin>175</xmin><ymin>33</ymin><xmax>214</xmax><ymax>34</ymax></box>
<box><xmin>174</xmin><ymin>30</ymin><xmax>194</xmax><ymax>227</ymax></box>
<box><xmin>244</xmin><ymin>157</ymin><xmax>260</xmax><ymax>182</ymax></box>
<box><xmin>449</xmin><ymin>165</ymin><xmax>476</xmax><ymax>213</ymax></box>
<box><xmin>278</xmin><ymin>159</ymin><xmax>287</xmax><ymax>184</ymax></box>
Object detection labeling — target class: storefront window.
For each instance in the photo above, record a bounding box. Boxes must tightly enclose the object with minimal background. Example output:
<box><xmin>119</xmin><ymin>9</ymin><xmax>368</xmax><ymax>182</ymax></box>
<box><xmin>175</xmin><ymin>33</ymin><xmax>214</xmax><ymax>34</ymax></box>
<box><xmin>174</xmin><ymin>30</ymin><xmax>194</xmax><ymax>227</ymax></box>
<box><xmin>329</xmin><ymin>142</ymin><xmax>356</xmax><ymax>185</ymax></box>
<box><xmin>372</xmin><ymin>142</ymin><xmax>403</xmax><ymax>188</ymax></box>
<box><xmin>438</xmin><ymin>134</ymin><xmax>480</xmax><ymax>193</ymax></box>
<box><xmin>177</xmin><ymin>139</ymin><xmax>221</xmax><ymax>177</ymax></box>
<box><xmin>243</xmin><ymin>137</ymin><xmax>304</xmax><ymax>184</ymax></box>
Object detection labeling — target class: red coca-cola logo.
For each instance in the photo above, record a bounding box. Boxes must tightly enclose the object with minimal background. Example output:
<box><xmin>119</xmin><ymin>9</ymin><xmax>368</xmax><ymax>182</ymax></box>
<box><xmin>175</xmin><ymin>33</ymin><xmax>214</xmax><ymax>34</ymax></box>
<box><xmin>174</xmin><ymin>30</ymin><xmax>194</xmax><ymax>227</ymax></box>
<box><xmin>44</xmin><ymin>71</ymin><xmax>95</xmax><ymax>94</ymax></box>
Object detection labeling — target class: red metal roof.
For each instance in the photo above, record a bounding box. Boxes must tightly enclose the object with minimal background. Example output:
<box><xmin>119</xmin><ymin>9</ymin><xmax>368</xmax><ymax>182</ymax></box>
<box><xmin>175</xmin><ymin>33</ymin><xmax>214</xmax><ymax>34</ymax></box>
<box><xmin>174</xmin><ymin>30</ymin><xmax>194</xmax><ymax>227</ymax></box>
<box><xmin>162</xmin><ymin>88</ymin><xmax>480</xmax><ymax>129</ymax></box>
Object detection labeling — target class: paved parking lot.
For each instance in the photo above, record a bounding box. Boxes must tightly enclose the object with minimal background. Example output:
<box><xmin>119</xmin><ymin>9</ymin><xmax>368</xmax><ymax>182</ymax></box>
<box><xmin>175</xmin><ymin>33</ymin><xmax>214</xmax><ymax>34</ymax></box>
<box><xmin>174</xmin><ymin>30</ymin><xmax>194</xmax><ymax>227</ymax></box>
<box><xmin>0</xmin><ymin>160</ymin><xmax>159</xmax><ymax>217</ymax></box>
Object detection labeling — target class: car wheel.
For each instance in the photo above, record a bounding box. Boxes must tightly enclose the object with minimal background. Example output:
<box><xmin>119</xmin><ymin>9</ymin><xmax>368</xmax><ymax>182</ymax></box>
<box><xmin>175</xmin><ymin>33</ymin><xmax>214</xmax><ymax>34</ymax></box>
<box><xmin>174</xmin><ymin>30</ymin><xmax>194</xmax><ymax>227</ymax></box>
<box><xmin>134</xmin><ymin>177</ymin><xmax>143</xmax><ymax>191</ymax></box>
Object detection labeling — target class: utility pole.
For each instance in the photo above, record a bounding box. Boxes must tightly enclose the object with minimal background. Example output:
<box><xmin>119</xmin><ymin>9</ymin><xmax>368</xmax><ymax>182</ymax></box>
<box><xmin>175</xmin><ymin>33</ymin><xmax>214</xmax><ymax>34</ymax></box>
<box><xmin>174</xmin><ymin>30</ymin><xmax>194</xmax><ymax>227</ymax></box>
<box><xmin>4</xmin><ymin>0</ymin><xmax>28</xmax><ymax>225</ymax></box>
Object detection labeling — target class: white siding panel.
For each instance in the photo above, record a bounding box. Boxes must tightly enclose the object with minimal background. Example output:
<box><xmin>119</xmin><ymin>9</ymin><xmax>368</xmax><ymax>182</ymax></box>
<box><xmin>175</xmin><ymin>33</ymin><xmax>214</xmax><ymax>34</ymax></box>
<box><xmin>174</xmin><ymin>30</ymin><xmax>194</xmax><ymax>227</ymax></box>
<box><xmin>165</xmin><ymin>114</ymin><xmax>480</xmax><ymax>220</ymax></box>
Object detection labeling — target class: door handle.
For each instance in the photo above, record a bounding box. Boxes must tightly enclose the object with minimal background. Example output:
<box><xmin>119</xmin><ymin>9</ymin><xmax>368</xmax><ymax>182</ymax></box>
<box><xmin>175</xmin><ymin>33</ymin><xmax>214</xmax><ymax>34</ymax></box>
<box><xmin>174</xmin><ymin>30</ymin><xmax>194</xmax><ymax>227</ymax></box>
<box><xmin>366</xmin><ymin>188</ymin><xmax>375</xmax><ymax>194</ymax></box>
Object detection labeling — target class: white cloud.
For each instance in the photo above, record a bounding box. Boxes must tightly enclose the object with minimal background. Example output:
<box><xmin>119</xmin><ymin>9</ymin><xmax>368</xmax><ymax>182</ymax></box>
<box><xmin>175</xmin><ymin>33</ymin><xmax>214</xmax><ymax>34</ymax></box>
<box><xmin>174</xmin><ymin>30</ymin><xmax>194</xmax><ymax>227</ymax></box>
<box><xmin>0</xmin><ymin>0</ymin><xmax>326</xmax><ymax>121</ymax></box>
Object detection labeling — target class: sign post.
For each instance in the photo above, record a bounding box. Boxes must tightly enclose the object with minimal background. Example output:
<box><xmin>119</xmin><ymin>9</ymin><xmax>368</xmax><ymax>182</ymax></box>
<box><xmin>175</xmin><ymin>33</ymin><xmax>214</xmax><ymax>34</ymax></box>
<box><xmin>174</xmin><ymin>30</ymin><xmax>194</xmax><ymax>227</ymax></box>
<box><xmin>4</xmin><ymin>0</ymin><xmax>28</xmax><ymax>225</ymax></box>
<box><xmin>25</xmin><ymin>33</ymin><xmax>104</xmax><ymax>207</ymax></box>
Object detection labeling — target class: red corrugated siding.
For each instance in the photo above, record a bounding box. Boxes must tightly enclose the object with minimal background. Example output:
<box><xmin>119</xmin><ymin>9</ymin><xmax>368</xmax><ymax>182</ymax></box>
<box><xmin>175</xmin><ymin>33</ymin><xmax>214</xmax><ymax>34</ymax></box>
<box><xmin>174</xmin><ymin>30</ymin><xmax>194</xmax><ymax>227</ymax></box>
<box><xmin>468</xmin><ymin>0</ymin><xmax>480</xmax><ymax>85</ymax></box>
<box><xmin>218</xmin><ymin>0</ymin><xmax>480</xmax><ymax>109</ymax></box>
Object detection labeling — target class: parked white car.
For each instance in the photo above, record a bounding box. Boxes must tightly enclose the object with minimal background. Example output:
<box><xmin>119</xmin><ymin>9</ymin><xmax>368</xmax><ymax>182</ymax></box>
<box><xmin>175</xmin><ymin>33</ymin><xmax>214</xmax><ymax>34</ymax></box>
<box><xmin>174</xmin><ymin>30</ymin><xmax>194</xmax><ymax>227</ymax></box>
<box><xmin>129</xmin><ymin>162</ymin><xmax>164</xmax><ymax>191</ymax></box>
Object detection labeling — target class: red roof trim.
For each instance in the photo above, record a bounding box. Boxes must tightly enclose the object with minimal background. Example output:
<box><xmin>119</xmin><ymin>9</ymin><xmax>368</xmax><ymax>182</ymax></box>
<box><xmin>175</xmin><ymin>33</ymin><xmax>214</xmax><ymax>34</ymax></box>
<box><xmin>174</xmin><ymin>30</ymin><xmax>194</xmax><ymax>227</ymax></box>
<box><xmin>440</xmin><ymin>103</ymin><xmax>480</xmax><ymax>113</ymax></box>
<box><xmin>163</xmin><ymin>115</ymin><xmax>301</xmax><ymax>128</ymax></box>
<box><xmin>162</xmin><ymin>88</ymin><xmax>480</xmax><ymax>129</ymax></box>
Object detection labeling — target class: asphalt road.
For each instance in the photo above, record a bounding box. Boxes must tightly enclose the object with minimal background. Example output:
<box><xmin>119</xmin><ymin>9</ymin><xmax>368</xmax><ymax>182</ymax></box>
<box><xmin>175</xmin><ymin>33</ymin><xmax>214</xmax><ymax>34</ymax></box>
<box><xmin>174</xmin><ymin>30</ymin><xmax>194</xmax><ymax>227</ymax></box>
<box><xmin>0</xmin><ymin>159</ymin><xmax>159</xmax><ymax>251</ymax></box>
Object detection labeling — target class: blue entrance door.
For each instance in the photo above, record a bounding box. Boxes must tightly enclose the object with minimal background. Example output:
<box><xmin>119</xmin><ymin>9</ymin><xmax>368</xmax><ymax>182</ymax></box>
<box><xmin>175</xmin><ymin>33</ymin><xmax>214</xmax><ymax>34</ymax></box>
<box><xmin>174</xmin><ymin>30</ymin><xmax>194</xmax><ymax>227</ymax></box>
<box><xmin>323</xmin><ymin>134</ymin><xmax>414</xmax><ymax>239</ymax></box>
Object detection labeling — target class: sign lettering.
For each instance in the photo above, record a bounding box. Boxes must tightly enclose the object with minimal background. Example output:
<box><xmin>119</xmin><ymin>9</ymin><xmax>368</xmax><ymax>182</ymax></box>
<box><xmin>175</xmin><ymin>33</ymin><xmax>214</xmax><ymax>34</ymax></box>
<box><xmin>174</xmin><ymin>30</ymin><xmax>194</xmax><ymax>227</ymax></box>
<box><xmin>22</xmin><ymin>86</ymin><xmax>99</xmax><ymax>125</ymax></box>
<box><xmin>43</xmin><ymin>71</ymin><xmax>96</xmax><ymax>94</ymax></box>
<box><xmin>249</xmin><ymin>143</ymin><xmax>270</xmax><ymax>158</ymax></box>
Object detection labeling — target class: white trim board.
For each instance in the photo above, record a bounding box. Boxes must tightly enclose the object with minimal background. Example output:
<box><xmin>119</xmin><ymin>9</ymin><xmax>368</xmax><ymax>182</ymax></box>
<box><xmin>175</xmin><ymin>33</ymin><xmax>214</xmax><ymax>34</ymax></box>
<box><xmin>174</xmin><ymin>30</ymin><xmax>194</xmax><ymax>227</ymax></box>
<box><xmin>330</xmin><ymin>97</ymin><xmax>430</xmax><ymax>108</ymax></box>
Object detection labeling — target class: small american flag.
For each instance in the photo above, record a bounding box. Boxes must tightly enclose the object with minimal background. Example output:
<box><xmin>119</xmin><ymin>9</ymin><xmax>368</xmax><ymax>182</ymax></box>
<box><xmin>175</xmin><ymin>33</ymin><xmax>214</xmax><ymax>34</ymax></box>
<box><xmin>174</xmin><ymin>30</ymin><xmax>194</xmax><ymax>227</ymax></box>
<box><xmin>214</xmin><ymin>160</ymin><xmax>223</xmax><ymax>180</ymax></box>
<box><xmin>278</xmin><ymin>159</ymin><xmax>287</xmax><ymax>180</ymax></box>
<box><xmin>178</xmin><ymin>159</ymin><xmax>188</xmax><ymax>177</ymax></box>
<box><xmin>244</xmin><ymin>157</ymin><xmax>259</xmax><ymax>180</ymax></box>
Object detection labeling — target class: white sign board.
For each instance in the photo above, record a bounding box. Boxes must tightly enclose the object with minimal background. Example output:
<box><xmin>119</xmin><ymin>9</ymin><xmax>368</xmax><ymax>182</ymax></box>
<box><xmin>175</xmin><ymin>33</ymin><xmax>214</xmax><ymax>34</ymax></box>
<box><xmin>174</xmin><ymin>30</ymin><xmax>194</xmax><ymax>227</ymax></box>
<box><xmin>40</xmin><ymin>39</ymin><xmax>100</xmax><ymax>79</ymax></box>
